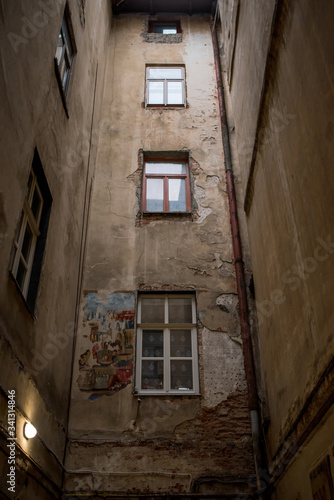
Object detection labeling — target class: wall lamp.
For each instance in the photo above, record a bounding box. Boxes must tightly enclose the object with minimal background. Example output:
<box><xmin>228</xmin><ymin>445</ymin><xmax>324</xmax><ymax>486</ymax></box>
<box><xmin>23</xmin><ymin>422</ymin><xmax>37</xmax><ymax>439</ymax></box>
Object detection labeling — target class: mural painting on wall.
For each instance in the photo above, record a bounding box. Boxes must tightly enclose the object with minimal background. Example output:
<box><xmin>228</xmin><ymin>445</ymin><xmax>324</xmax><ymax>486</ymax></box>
<box><xmin>77</xmin><ymin>292</ymin><xmax>135</xmax><ymax>399</ymax></box>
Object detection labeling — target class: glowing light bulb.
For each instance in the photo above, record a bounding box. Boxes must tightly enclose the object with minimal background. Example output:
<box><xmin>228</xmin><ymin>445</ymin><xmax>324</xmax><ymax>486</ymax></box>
<box><xmin>24</xmin><ymin>422</ymin><xmax>37</xmax><ymax>439</ymax></box>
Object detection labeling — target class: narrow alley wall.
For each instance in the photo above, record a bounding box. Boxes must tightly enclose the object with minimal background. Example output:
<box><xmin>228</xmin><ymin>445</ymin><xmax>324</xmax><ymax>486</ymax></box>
<box><xmin>217</xmin><ymin>0</ymin><xmax>334</xmax><ymax>498</ymax></box>
<box><xmin>0</xmin><ymin>1</ymin><xmax>111</xmax><ymax>497</ymax></box>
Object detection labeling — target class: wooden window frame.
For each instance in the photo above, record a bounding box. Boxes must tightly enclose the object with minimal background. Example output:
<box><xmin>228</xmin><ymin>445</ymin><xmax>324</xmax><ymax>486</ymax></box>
<box><xmin>11</xmin><ymin>170</ymin><xmax>43</xmax><ymax>300</ymax></box>
<box><xmin>135</xmin><ymin>294</ymin><xmax>200</xmax><ymax>396</ymax></box>
<box><xmin>142</xmin><ymin>158</ymin><xmax>191</xmax><ymax>214</ymax></box>
<box><xmin>54</xmin><ymin>5</ymin><xmax>76</xmax><ymax>115</ymax></box>
<box><xmin>10</xmin><ymin>150</ymin><xmax>52</xmax><ymax>315</ymax></box>
<box><xmin>145</xmin><ymin>65</ymin><xmax>186</xmax><ymax>108</ymax></box>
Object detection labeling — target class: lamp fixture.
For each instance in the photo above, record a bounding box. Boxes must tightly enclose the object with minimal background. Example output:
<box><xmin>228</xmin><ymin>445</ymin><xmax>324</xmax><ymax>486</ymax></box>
<box><xmin>23</xmin><ymin>422</ymin><xmax>37</xmax><ymax>439</ymax></box>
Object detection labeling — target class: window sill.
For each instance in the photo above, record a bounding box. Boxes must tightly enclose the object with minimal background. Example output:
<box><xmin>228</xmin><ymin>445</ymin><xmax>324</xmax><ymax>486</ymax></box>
<box><xmin>145</xmin><ymin>104</ymin><xmax>187</xmax><ymax>109</ymax></box>
<box><xmin>138</xmin><ymin>211</ymin><xmax>194</xmax><ymax>225</ymax></box>
<box><xmin>134</xmin><ymin>391</ymin><xmax>201</xmax><ymax>397</ymax></box>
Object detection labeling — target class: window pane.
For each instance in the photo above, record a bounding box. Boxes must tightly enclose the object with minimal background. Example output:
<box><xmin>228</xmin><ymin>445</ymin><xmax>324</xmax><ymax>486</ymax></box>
<box><xmin>146</xmin><ymin>162</ymin><xmax>186</xmax><ymax>175</ymax></box>
<box><xmin>31</xmin><ymin>188</ymin><xmax>42</xmax><ymax>221</ymax></box>
<box><xmin>153</xmin><ymin>24</ymin><xmax>177</xmax><ymax>34</ymax></box>
<box><xmin>16</xmin><ymin>259</ymin><xmax>26</xmax><ymax>289</ymax></box>
<box><xmin>142</xmin><ymin>360</ymin><xmax>163</xmax><ymax>390</ymax></box>
<box><xmin>142</xmin><ymin>330</ymin><xmax>164</xmax><ymax>357</ymax></box>
<box><xmin>26</xmin><ymin>173</ymin><xmax>33</xmax><ymax>199</ymax></box>
<box><xmin>169</xmin><ymin>178</ymin><xmax>186</xmax><ymax>212</ymax></box>
<box><xmin>167</xmin><ymin>81</ymin><xmax>183</xmax><ymax>105</ymax></box>
<box><xmin>14</xmin><ymin>212</ymin><xmax>24</xmax><ymax>244</ymax></box>
<box><xmin>56</xmin><ymin>32</ymin><xmax>65</xmax><ymax>63</ymax></box>
<box><xmin>148</xmin><ymin>68</ymin><xmax>182</xmax><ymax>79</ymax></box>
<box><xmin>148</xmin><ymin>81</ymin><xmax>164</xmax><ymax>104</ymax></box>
<box><xmin>21</xmin><ymin>223</ymin><xmax>33</xmax><ymax>262</ymax></box>
<box><xmin>170</xmin><ymin>360</ymin><xmax>193</xmax><ymax>390</ymax></box>
<box><xmin>141</xmin><ymin>298</ymin><xmax>165</xmax><ymax>323</ymax></box>
<box><xmin>146</xmin><ymin>178</ymin><xmax>164</xmax><ymax>212</ymax></box>
<box><xmin>62</xmin><ymin>20</ymin><xmax>73</xmax><ymax>59</ymax></box>
<box><xmin>170</xmin><ymin>330</ymin><xmax>192</xmax><ymax>357</ymax></box>
<box><xmin>169</xmin><ymin>297</ymin><xmax>193</xmax><ymax>323</ymax></box>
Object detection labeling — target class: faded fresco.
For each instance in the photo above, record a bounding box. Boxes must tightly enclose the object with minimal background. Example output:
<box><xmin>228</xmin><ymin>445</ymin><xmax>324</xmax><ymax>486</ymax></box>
<box><xmin>77</xmin><ymin>292</ymin><xmax>135</xmax><ymax>399</ymax></box>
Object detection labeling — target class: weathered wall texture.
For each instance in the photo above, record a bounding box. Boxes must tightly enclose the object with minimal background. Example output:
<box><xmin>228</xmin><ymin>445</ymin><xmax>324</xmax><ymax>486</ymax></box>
<box><xmin>218</xmin><ymin>0</ymin><xmax>276</xmax><ymax>194</ymax></box>
<box><xmin>0</xmin><ymin>0</ymin><xmax>111</xmax><ymax>497</ymax></box>
<box><xmin>66</xmin><ymin>14</ymin><xmax>255</xmax><ymax>497</ymax></box>
<box><xmin>218</xmin><ymin>0</ymin><xmax>334</xmax><ymax>497</ymax></box>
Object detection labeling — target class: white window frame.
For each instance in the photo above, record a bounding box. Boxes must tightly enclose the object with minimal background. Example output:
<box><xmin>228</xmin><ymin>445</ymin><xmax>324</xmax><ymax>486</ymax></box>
<box><xmin>11</xmin><ymin>170</ymin><xmax>43</xmax><ymax>299</ymax></box>
<box><xmin>145</xmin><ymin>66</ymin><xmax>186</xmax><ymax>107</ymax></box>
<box><xmin>135</xmin><ymin>294</ymin><xmax>200</xmax><ymax>395</ymax></box>
<box><xmin>55</xmin><ymin>16</ymin><xmax>74</xmax><ymax>92</ymax></box>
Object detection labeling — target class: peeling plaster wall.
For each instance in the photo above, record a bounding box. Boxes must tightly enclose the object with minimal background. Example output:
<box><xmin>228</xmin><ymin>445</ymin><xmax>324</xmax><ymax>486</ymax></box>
<box><xmin>0</xmin><ymin>1</ymin><xmax>111</xmax><ymax>497</ymax></box>
<box><xmin>66</xmin><ymin>14</ymin><xmax>255</xmax><ymax>497</ymax></box>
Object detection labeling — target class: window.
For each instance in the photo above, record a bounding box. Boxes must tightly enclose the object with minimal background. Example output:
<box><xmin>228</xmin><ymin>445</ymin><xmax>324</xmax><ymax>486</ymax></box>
<box><xmin>148</xmin><ymin>21</ymin><xmax>181</xmax><ymax>34</ymax></box>
<box><xmin>146</xmin><ymin>66</ymin><xmax>186</xmax><ymax>107</ymax></box>
<box><xmin>55</xmin><ymin>7</ymin><xmax>76</xmax><ymax>95</ymax></box>
<box><xmin>142</xmin><ymin>158</ymin><xmax>191</xmax><ymax>213</ymax></box>
<box><xmin>10</xmin><ymin>150</ymin><xmax>52</xmax><ymax>313</ymax></box>
<box><xmin>136</xmin><ymin>294</ymin><xmax>199</xmax><ymax>395</ymax></box>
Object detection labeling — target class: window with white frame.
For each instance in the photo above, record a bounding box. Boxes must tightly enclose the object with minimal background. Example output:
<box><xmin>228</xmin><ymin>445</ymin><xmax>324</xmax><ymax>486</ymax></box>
<box><xmin>10</xmin><ymin>150</ymin><xmax>52</xmax><ymax>313</ymax></box>
<box><xmin>146</xmin><ymin>66</ymin><xmax>186</xmax><ymax>107</ymax></box>
<box><xmin>55</xmin><ymin>7</ymin><xmax>75</xmax><ymax>94</ymax></box>
<box><xmin>136</xmin><ymin>294</ymin><xmax>199</xmax><ymax>394</ymax></box>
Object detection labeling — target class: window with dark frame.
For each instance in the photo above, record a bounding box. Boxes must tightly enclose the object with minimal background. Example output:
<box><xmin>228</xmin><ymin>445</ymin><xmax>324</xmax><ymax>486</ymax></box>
<box><xmin>142</xmin><ymin>158</ymin><xmax>191</xmax><ymax>213</ymax></box>
<box><xmin>148</xmin><ymin>21</ymin><xmax>181</xmax><ymax>34</ymax></box>
<box><xmin>55</xmin><ymin>6</ymin><xmax>76</xmax><ymax>96</ymax></box>
<box><xmin>146</xmin><ymin>66</ymin><xmax>186</xmax><ymax>107</ymax></box>
<box><xmin>135</xmin><ymin>294</ymin><xmax>200</xmax><ymax>395</ymax></box>
<box><xmin>10</xmin><ymin>150</ymin><xmax>52</xmax><ymax>314</ymax></box>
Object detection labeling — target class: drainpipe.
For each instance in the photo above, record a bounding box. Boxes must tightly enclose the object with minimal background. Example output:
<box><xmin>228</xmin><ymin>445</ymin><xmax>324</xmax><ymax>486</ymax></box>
<box><xmin>210</xmin><ymin>8</ymin><xmax>268</xmax><ymax>496</ymax></box>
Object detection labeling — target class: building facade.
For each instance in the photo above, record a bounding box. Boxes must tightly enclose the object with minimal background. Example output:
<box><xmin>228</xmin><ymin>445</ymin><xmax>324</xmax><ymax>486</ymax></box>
<box><xmin>0</xmin><ymin>0</ymin><xmax>333</xmax><ymax>499</ymax></box>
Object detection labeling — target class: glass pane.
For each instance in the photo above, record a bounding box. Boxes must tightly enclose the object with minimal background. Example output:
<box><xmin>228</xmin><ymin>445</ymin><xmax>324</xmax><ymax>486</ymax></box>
<box><xmin>142</xmin><ymin>330</ymin><xmax>163</xmax><ymax>357</ymax></box>
<box><xmin>16</xmin><ymin>259</ymin><xmax>26</xmax><ymax>289</ymax></box>
<box><xmin>21</xmin><ymin>223</ymin><xmax>33</xmax><ymax>262</ymax></box>
<box><xmin>167</xmin><ymin>81</ymin><xmax>183</xmax><ymax>105</ymax></box>
<box><xmin>153</xmin><ymin>24</ymin><xmax>177</xmax><ymax>34</ymax></box>
<box><xmin>56</xmin><ymin>31</ymin><xmax>65</xmax><ymax>65</ymax></box>
<box><xmin>146</xmin><ymin>162</ymin><xmax>186</xmax><ymax>175</ymax></box>
<box><xmin>146</xmin><ymin>178</ymin><xmax>164</xmax><ymax>212</ymax></box>
<box><xmin>14</xmin><ymin>212</ymin><xmax>24</xmax><ymax>244</ymax></box>
<box><xmin>148</xmin><ymin>67</ymin><xmax>182</xmax><ymax>79</ymax></box>
<box><xmin>169</xmin><ymin>297</ymin><xmax>193</xmax><ymax>323</ymax></box>
<box><xmin>142</xmin><ymin>360</ymin><xmax>163</xmax><ymax>390</ymax></box>
<box><xmin>169</xmin><ymin>178</ymin><xmax>186</xmax><ymax>212</ymax></box>
<box><xmin>170</xmin><ymin>330</ymin><xmax>192</xmax><ymax>357</ymax></box>
<box><xmin>170</xmin><ymin>360</ymin><xmax>193</xmax><ymax>390</ymax></box>
<box><xmin>148</xmin><ymin>81</ymin><xmax>164</xmax><ymax>104</ymax></box>
<box><xmin>62</xmin><ymin>20</ymin><xmax>73</xmax><ymax>59</ymax></box>
<box><xmin>26</xmin><ymin>173</ymin><xmax>33</xmax><ymax>199</ymax></box>
<box><xmin>141</xmin><ymin>298</ymin><xmax>165</xmax><ymax>323</ymax></box>
<box><xmin>31</xmin><ymin>187</ymin><xmax>42</xmax><ymax>221</ymax></box>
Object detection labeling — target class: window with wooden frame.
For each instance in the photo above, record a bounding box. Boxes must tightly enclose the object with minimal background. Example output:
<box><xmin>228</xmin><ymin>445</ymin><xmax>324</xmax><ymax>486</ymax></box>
<box><xmin>54</xmin><ymin>5</ymin><xmax>76</xmax><ymax>105</ymax></box>
<box><xmin>142</xmin><ymin>158</ymin><xmax>191</xmax><ymax>213</ymax></box>
<box><xmin>135</xmin><ymin>294</ymin><xmax>200</xmax><ymax>395</ymax></box>
<box><xmin>10</xmin><ymin>150</ymin><xmax>52</xmax><ymax>314</ymax></box>
<box><xmin>148</xmin><ymin>21</ymin><xmax>181</xmax><ymax>34</ymax></box>
<box><xmin>146</xmin><ymin>65</ymin><xmax>186</xmax><ymax>107</ymax></box>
